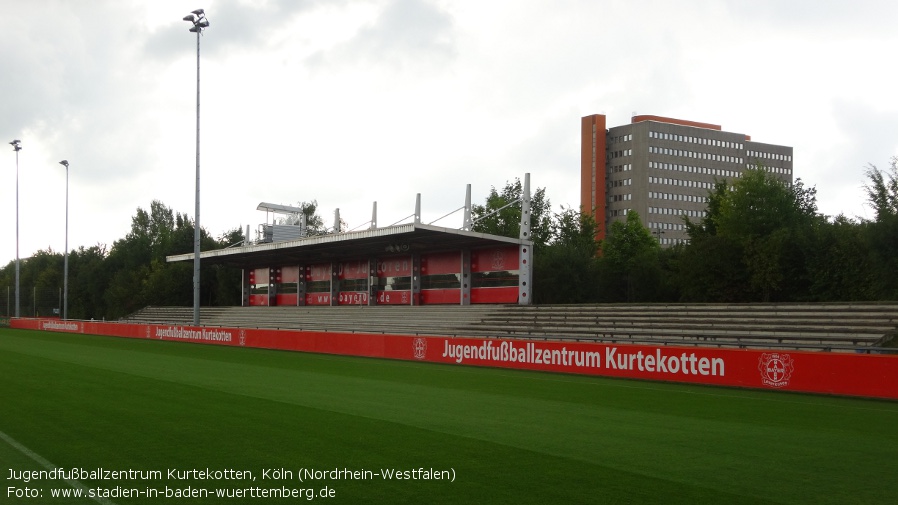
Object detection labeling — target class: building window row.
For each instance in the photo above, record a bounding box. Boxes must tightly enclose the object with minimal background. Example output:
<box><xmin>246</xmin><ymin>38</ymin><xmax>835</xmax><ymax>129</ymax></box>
<box><xmin>650</xmin><ymin>176</ymin><xmax>717</xmax><ymax>191</ymax></box>
<box><xmin>649</xmin><ymin>221</ymin><xmax>687</xmax><ymax>232</ymax></box>
<box><xmin>610</xmin><ymin>178</ymin><xmax>632</xmax><ymax>188</ymax></box>
<box><xmin>649</xmin><ymin>207</ymin><xmax>706</xmax><ymax>218</ymax></box>
<box><xmin>747</xmin><ymin>164</ymin><xmax>792</xmax><ymax>176</ymax></box>
<box><xmin>748</xmin><ymin>150</ymin><xmax>791</xmax><ymax>162</ymax></box>
<box><xmin>649</xmin><ymin>191</ymin><xmax>707</xmax><ymax>204</ymax></box>
<box><xmin>610</xmin><ymin>208</ymin><xmax>630</xmax><ymax>217</ymax></box>
<box><xmin>649</xmin><ymin>131</ymin><xmax>743</xmax><ymax>150</ymax></box>
<box><xmin>649</xmin><ymin>146</ymin><xmax>743</xmax><ymax>164</ymax></box>
<box><xmin>611</xmin><ymin>194</ymin><xmax>632</xmax><ymax>202</ymax></box>
<box><xmin>610</xmin><ymin>149</ymin><xmax>632</xmax><ymax>158</ymax></box>
<box><xmin>610</xmin><ymin>163</ymin><xmax>632</xmax><ymax>173</ymax></box>
<box><xmin>659</xmin><ymin>237</ymin><xmax>688</xmax><ymax>246</ymax></box>
<box><xmin>610</xmin><ymin>134</ymin><xmax>632</xmax><ymax>143</ymax></box>
<box><xmin>650</xmin><ymin>161</ymin><xmax>741</xmax><ymax>179</ymax></box>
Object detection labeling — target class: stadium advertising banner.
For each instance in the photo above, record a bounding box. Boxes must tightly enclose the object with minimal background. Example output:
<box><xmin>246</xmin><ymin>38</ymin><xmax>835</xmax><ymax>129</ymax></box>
<box><xmin>13</xmin><ymin>318</ymin><xmax>898</xmax><ymax>400</ymax></box>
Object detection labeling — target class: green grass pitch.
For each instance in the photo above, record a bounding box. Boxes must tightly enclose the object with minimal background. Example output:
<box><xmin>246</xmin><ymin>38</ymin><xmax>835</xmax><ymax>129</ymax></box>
<box><xmin>1</xmin><ymin>328</ymin><xmax>897</xmax><ymax>504</ymax></box>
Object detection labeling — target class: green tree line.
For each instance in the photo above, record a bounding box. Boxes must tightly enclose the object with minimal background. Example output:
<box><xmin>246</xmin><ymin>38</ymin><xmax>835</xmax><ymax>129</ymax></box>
<box><xmin>0</xmin><ymin>200</ymin><xmax>243</xmax><ymax>320</ymax></box>
<box><xmin>477</xmin><ymin>160</ymin><xmax>898</xmax><ymax>304</ymax></box>
<box><xmin>3</xmin><ymin>160</ymin><xmax>896</xmax><ymax>319</ymax></box>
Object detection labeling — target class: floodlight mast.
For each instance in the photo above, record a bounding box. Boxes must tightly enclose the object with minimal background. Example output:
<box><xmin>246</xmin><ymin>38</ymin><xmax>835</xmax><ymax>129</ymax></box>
<box><xmin>9</xmin><ymin>140</ymin><xmax>21</xmax><ymax>318</ymax></box>
<box><xmin>183</xmin><ymin>8</ymin><xmax>209</xmax><ymax>326</ymax></box>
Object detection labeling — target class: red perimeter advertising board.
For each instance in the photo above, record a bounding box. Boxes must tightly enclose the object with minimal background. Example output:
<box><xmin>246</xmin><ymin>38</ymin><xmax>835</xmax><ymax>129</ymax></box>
<box><xmin>12</xmin><ymin>318</ymin><xmax>898</xmax><ymax>400</ymax></box>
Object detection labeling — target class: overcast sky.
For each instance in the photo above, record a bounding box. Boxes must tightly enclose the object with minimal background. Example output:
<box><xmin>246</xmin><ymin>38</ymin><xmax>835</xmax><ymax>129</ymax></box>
<box><xmin>2</xmin><ymin>0</ymin><xmax>897</xmax><ymax>263</ymax></box>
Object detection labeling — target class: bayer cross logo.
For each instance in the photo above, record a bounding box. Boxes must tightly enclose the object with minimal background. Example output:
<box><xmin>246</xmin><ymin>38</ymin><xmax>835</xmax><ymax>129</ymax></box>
<box><xmin>490</xmin><ymin>249</ymin><xmax>505</xmax><ymax>271</ymax></box>
<box><xmin>758</xmin><ymin>353</ymin><xmax>794</xmax><ymax>388</ymax></box>
<box><xmin>413</xmin><ymin>338</ymin><xmax>427</xmax><ymax>360</ymax></box>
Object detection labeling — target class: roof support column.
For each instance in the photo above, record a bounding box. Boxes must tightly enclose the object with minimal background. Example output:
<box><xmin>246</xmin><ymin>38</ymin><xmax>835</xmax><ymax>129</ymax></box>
<box><xmin>411</xmin><ymin>253</ymin><xmax>421</xmax><ymax>305</ymax></box>
<box><xmin>519</xmin><ymin>172</ymin><xmax>532</xmax><ymax>305</ymax></box>
<box><xmin>297</xmin><ymin>264</ymin><xmax>307</xmax><ymax>306</ymax></box>
<box><xmin>269</xmin><ymin>267</ymin><xmax>278</xmax><ymax>306</ymax></box>
<box><xmin>241</xmin><ymin>268</ymin><xmax>250</xmax><ymax>307</ymax></box>
<box><xmin>518</xmin><ymin>245</ymin><xmax>532</xmax><ymax>305</ymax></box>
<box><xmin>368</xmin><ymin>258</ymin><xmax>378</xmax><ymax>306</ymax></box>
<box><xmin>460</xmin><ymin>249</ymin><xmax>471</xmax><ymax>305</ymax></box>
<box><xmin>330</xmin><ymin>262</ymin><xmax>339</xmax><ymax>306</ymax></box>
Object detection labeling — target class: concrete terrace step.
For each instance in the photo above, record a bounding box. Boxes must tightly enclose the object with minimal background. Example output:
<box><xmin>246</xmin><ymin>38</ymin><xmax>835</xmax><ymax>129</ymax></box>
<box><xmin>461</xmin><ymin>319</ymin><xmax>886</xmax><ymax>336</ymax></box>
<box><xmin>121</xmin><ymin>303</ymin><xmax>898</xmax><ymax>351</ymax></box>
<box><xmin>475</xmin><ymin>316</ymin><xmax>896</xmax><ymax>330</ymax></box>
<box><xmin>464</xmin><ymin>328</ymin><xmax>883</xmax><ymax>346</ymax></box>
<box><xmin>481</xmin><ymin>309</ymin><xmax>898</xmax><ymax>319</ymax></box>
<box><xmin>491</xmin><ymin>310</ymin><xmax>898</xmax><ymax>323</ymax></box>
<box><xmin>510</xmin><ymin>302</ymin><xmax>898</xmax><ymax>312</ymax></box>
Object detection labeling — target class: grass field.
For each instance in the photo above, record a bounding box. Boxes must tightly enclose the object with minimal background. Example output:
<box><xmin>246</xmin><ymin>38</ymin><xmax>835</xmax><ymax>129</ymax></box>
<box><xmin>1</xmin><ymin>328</ymin><xmax>897</xmax><ymax>504</ymax></box>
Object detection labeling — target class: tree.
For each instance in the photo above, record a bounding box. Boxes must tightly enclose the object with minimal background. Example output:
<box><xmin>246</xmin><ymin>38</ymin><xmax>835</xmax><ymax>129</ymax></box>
<box><xmin>861</xmin><ymin>158</ymin><xmax>898</xmax><ymax>298</ymax></box>
<box><xmin>682</xmin><ymin>168</ymin><xmax>822</xmax><ymax>302</ymax></box>
<box><xmin>863</xmin><ymin>157</ymin><xmax>898</xmax><ymax>221</ymax></box>
<box><xmin>295</xmin><ymin>200</ymin><xmax>328</xmax><ymax>236</ymax></box>
<box><xmin>600</xmin><ymin>211</ymin><xmax>660</xmax><ymax>301</ymax></box>
<box><xmin>0</xmin><ymin>200</ymin><xmax>264</xmax><ymax>319</ymax></box>
<box><xmin>678</xmin><ymin>233</ymin><xmax>750</xmax><ymax>302</ymax></box>
<box><xmin>716</xmin><ymin>169</ymin><xmax>819</xmax><ymax>241</ymax></box>
<box><xmin>104</xmin><ymin>200</ymin><xmax>218</xmax><ymax>319</ymax></box>
<box><xmin>533</xmin><ymin>207</ymin><xmax>601</xmax><ymax>303</ymax></box>
<box><xmin>210</xmin><ymin>228</ymin><xmax>245</xmax><ymax>306</ymax></box>
<box><xmin>472</xmin><ymin>178</ymin><xmax>551</xmax><ymax>250</ymax></box>
<box><xmin>685</xmin><ymin>180</ymin><xmax>728</xmax><ymax>239</ymax></box>
<box><xmin>806</xmin><ymin>216</ymin><xmax>875</xmax><ymax>301</ymax></box>
<box><xmin>18</xmin><ymin>249</ymin><xmax>64</xmax><ymax>317</ymax></box>
<box><xmin>67</xmin><ymin>245</ymin><xmax>110</xmax><ymax>320</ymax></box>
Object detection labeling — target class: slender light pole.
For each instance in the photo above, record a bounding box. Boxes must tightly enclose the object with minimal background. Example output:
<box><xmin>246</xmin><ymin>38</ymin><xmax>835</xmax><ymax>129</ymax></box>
<box><xmin>59</xmin><ymin>160</ymin><xmax>69</xmax><ymax>320</ymax></box>
<box><xmin>9</xmin><ymin>140</ymin><xmax>21</xmax><ymax>318</ymax></box>
<box><xmin>183</xmin><ymin>9</ymin><xmax>209</xmax><ymax>326</ymax></box>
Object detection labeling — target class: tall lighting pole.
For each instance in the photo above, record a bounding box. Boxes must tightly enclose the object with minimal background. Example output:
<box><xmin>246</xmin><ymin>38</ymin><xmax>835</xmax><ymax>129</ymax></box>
<box><xmin>9</xmin><ymin>140</ymin><xmax>21</xmax><ymax>318</ymax></box>
<box><xmin>59</xmin><ymin>160</ymin><xmax>69</xmax><ymax>320</ymax></box>
<box><xmin>183</xmin><ymin>9</ymin><xmax>209</xmax><ymax>326</ymax></box>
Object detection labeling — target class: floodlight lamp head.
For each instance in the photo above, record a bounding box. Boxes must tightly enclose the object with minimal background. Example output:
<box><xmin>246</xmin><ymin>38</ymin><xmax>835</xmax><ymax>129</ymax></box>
<box><xmin>183</xmin><ymin>14</ymin><xmax>196</xmax><ymax>22</ymax></box>
<box><xmin>10</xmin><ymin>139</ymin><xmax>21</xmax><ymax>150</ymax></box>
<box><xmin>191</xmin><ymin>9</ymin><xmax>205</xmax><ymax>16</ymax></box>
<box><xmin>189</xmin><ymin>26</ymin><xmax>199</xmax><ymax>33</ymax></box>
<box><xmin>198</xmin><ymin>19</ymin><xmax>210</xmax><ymax>28</ymax></box>
<box><xmin>59</xmin><ymin>160</ymin><xmax>69</xmax><ymax>168</ymax></box>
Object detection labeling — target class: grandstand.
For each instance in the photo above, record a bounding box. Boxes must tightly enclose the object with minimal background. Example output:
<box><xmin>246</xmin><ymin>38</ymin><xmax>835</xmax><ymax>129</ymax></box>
<box><xmin>123</xmin><ymin>303</ymin><xmax>898</xmax><ymax>352</ymax></box>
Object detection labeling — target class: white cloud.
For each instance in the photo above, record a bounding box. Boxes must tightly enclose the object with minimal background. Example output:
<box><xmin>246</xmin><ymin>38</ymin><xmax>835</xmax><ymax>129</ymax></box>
<box><xmin>2</xmin><ymin>0</ymin><xmax>897</xmax><ymax>264</ymax></box>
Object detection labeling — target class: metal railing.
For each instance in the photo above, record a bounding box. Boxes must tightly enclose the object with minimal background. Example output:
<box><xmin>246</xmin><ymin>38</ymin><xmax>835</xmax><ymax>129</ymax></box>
<box><xmin>0</xmin><ymin>286</ymin><xmax>64</xmax><ymax>319</ymax></box>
